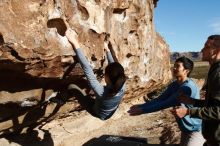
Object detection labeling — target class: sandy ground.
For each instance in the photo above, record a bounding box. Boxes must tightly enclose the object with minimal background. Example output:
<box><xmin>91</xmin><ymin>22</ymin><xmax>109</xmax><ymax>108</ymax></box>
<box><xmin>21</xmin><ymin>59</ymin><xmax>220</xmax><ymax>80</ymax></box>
<box><xmin>0</xmin><ymin>78</ymin><xmax>204</xmax><ymax>146</ymax></box>
<box><xmin>0</xmin><ymin>101</ymin><xmax>180</xmax><ymax>146</ymax></box>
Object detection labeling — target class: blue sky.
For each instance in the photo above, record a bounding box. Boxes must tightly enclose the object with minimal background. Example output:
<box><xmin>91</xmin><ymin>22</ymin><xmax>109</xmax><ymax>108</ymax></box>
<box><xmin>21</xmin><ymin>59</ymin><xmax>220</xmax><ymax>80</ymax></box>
<box><xmin>154</xmin><ymin>1</ymin><xmax>220</xmax><ymax>52</ymax></box>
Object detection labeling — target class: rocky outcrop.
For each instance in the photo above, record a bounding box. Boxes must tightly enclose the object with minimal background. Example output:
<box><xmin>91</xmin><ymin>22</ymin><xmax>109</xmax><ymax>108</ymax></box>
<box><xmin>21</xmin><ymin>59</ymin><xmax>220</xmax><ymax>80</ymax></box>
<box><xmin>0</xmin><ymin>0</ymin><xmax>171</xmax><ymax>144</ymax></box>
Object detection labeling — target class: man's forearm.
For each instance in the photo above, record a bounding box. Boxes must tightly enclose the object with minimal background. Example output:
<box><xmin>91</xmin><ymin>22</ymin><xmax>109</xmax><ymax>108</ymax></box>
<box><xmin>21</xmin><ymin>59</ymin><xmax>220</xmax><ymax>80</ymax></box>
<box><xmin>189</xmin><ymin>106</ymin><xmax>220</xmax><ymax>120</ymax></box>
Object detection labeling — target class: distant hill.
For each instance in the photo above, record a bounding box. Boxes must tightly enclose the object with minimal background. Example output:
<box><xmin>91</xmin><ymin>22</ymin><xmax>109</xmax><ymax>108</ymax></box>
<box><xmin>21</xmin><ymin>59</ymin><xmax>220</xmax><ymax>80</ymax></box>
<box><xmin>170</xmin><ymin>52</ymin><xmax>202</xmax><ymax>62</ymax></box>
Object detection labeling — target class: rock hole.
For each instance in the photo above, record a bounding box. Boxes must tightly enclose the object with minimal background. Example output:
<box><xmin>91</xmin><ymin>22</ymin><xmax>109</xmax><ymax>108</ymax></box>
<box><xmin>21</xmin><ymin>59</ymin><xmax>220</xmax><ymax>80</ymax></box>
<box><xmin>47</xmin><ymin>18</ymin><xmax>67</xmax><ymax>36</ymax></box>
<box><xmin>94</xmin><ymin>0</ymin><xmax>101</xmax><ymax>5</ymax></box>
<box><xmin>123</xmin><ymin>39</ymin><xmax>128</xmax><ymax>45</ymax></box>
<box><xmin>91</xmin><ymin>54</ymin><xmax>97</xmax><ymax>61</ymax></box>
<box><xmin>0</xmin><ymin>33</ymin><xmax>4</xmax><ymax>45</ymax></box>
<box><xmin>11</xmin><ymin>49</ymin><xmax>25</xmax><ymax>61</ymax></box>
<box><xmin>100</xmin><ymin>58</ymin><xmax>105</xmax><ymax>67</ymax></box>
<box><xmin>129</xmin><ymin>30</ymin><xmax>135</xmax><ymax>34</ymax></box>
<box><xmin>76</xmin><ymin>1</ymin><xmax>89</xmax><ymax>20</ymax></box>
<box><xmin>89</xmin><ymin>29</ymin><xmax>97</xmax><ymax>34</ymax></box>
<box><xmin>126</xmin><ymin>53</ymin><xmax>133</xmax><ymax>58</ymax></box>
<box><xmin>39</xmin><ymin>0</ymin><xmax>46</xmax><ymax>6</ymax></box>
<box><xmin>113</xmin><ymin>8</ymin><xmax>126</xmax><ymax>14</ymax></box>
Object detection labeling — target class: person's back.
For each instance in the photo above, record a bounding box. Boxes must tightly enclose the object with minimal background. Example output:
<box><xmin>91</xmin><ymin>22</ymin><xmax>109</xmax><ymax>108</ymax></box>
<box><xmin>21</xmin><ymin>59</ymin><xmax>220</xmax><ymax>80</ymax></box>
<box><xmin>93</xmin><ymin>84</ymin><xmax>125</xmax><ymax>120</ymax></box>
<box><xmin>92</xmin><ymin>61</ymin><xmax>126</xmax><ymax>120</ymax></box>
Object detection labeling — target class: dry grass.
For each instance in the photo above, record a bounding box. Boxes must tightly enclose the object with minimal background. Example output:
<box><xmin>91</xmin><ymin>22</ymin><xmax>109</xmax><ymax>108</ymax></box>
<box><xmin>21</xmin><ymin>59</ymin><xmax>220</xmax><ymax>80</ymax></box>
<box><xmin>190</xmin><ymin>61</ymin><xmax>209</xmax><ymax>79</ymax></box>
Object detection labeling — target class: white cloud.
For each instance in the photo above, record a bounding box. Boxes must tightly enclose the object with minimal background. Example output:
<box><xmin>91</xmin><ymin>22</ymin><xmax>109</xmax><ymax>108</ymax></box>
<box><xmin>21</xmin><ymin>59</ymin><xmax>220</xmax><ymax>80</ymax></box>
<box><xmin>209</xmin><ymin>18</ymin><xmax>220</xmax><ymax>33</ymax></box>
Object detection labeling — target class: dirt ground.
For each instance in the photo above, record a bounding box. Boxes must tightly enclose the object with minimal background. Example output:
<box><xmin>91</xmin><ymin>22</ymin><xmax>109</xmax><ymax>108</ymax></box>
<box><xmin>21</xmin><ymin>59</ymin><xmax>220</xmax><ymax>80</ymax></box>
<box><xmin>0</xmin><ymin>101</ymin><xmax>180</xmax><ymax>146</ymax></box>
<box><xmin>0</xmin><ymin>78</ymin><xmax>205</xmax><ymax>146</ymax></box>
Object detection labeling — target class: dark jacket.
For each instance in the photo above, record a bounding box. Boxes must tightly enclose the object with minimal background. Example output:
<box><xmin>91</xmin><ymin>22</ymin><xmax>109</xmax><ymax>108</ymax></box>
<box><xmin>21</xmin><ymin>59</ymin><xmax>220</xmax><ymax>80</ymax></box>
<box><xmin>189</xmin><ymin>60</ymin><xmax>220</xmax><ymax>144</ymax></box>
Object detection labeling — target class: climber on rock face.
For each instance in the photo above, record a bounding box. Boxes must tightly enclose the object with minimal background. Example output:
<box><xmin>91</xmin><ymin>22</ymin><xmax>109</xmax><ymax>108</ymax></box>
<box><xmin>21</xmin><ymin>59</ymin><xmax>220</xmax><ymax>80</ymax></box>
<box><xmin>65</xmin><ymin>28</ymin><xmax>126</xmax><ymax>120</ymax></box>
<box><xmin>128</xmin><ymin>56</ymin><xmax>205</xmax><ymax>146</ymax></box>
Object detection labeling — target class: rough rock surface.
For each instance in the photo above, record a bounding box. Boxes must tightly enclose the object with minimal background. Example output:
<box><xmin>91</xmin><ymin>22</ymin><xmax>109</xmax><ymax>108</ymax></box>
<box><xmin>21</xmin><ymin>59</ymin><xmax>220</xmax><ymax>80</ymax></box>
<box><xmin>0</xmin><ymin>0</ymin><xmax>174</xmax><ymax>145</ymax></box>
<box><xmin>0</xmin><ymin>0</ymin><xmax>170</xmax><ymax>92</ymax></box>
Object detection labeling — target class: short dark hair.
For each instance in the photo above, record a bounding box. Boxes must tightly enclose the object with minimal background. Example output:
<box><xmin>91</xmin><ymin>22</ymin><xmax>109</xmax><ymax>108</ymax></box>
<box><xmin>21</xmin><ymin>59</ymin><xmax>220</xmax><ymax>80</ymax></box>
<box><xmin>175</xmin><ymin>56</ymin><xmax>194</xmax><ymax>77</ymax></box>
<box><xmin>208</xmin><ymin>35</ymin><xmax>220</xmax><ymax>49</ymax></box>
